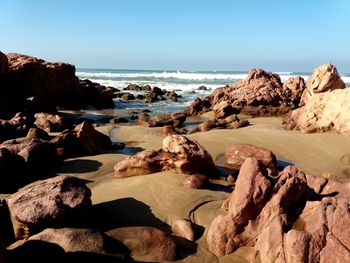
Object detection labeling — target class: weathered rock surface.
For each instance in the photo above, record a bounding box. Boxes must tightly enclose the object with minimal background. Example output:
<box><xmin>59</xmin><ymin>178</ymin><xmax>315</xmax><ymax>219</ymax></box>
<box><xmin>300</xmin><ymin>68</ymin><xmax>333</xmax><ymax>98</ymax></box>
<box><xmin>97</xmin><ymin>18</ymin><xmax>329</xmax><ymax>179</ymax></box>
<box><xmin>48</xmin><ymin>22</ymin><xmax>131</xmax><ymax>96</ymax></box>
<box><xmin>0</xmin><ymin>112</ymin><xmax>30</xmax><ymax>143</ymax></box>
<box><xmin>300</xmin><ymin>63</ymin><xmax>345</xmax><ymax>106</ymax></box>
<box><xmin>107</xmin><ymin>227</ymin><xmax>178</xmax><ymax>262</ymax></box>
<box><xmin>0</xmin><ymin>51</ymin><xmax>9</xmax><ymax>75</ymax></box>
<box><xmin>114</xmin><ymin>135</ymin><xmax>218</xmax><ymax>178</ymax></box>
<box><xmin>114</xmin><ymin>150</ymin><xmax>172</xmax><ymax>178</ymax></box>
<box><xmin>51</xmin><ymin>121</ymin><xmax>112</xmax><ymax>157</ymax></box>
<box><xmin>5</xmin><ymin>175</ymin><xmax>92</xmax><ymax>239</ymax></box>
<box><xmin>163</xmin><ymin>135</ymin><xmax>218</xmax><ymax>177</ymax></box>
<box><xmin>171</xmin><ymin>219</ymin><xmax>197</xmax><ymax>241</ymax></box>
<box><xmin>34</xmin><ymin>112</ymin><xmax>68</xmax><ymax>132</ymax></box>
<box><xmin>183</xmin><ymin>174</ymin><xmax>209</xmax><ymax>189</ymax></box>
<box><xmin>28</xmin><ymin>228</ymin><xmax>130</xmax><ymax>258</ymax></box>
<box><xmin>137</xmin><ymin>112</ymin><xmax>186</xmax><ymax>129</ymax></box>
<box><xmin>283</xmin><ymin>88</ymin><xmax>350</xmax><ymax>136</ymax></box>
<box><xmin>282</xmin><ymin>76</ymin><xmax>306</xmax><ymax>107</ymax></box>
<box><xmin>207</xmin><ymin>157</ymin><xmax>350</xmax><ymax>263</ymax></box>
<box><xmin>224</xmin><ymin>143</ymin><xmax>277</xmax><ymax>169</ymax></box>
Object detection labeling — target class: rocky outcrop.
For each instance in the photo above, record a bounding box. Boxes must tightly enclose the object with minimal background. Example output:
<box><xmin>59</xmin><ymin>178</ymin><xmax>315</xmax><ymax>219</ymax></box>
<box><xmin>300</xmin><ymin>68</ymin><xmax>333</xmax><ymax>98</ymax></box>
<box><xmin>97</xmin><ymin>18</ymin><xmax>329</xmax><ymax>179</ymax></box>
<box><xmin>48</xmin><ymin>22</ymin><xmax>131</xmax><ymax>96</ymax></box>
<box><xmin>300</xmin><ymin>63</ymin><xmax>345</xmax><ymax>106</ymax></box>
<box><xmin>0</xmin><ymin>51</ymin><xmax>8</xmax><ymax>75</ymax></box>
<box><xmin>51</xmin><ymin>121</ymin><xmax>112</xmax><ymax>157</ymax></box>
<box><xmin>114</xmin><ymin>135</ymin><xmax>218</xmax><ymax>178</ymax></box>
<box><xmin>224</xmin><ymin>143</ymin><xmax>277</xmax><ymax>169</ymax></box>
<box><xmin>1</xmin><ymin>52</ymin><xmax>114</xmax><ymax>111</ymax></box>
<box><xmin>283</xmin><ymin>64</ymin><xmax>348</xmax><ymax>135</ymax></box>
<box><xmin>185</xmin><ymin>96</ymin><xmax>212</xmax><ymax>116</ymax></box>
<box><xmin>136</xmin><ymin>112</ymin><xmax>186</xmax><ymax>129</ymax></box>
<box><xmin>282</xmin><ymin>76</ymin><xmax>306</xmax><ymax>107</ymax></box>
<box><xmin>207</xmin><ymin>157</ymin><xmax>350</xmax><ymax>262</ymax></box>
<box><xmin>283</xmin><ymin>88</ymin><xmax>350</xmax><ymax>135</ymax></box>
<box><xmin>5</xmin><ymin>175</ymin><xmax>92</xmax><ymax>240</ymax></box>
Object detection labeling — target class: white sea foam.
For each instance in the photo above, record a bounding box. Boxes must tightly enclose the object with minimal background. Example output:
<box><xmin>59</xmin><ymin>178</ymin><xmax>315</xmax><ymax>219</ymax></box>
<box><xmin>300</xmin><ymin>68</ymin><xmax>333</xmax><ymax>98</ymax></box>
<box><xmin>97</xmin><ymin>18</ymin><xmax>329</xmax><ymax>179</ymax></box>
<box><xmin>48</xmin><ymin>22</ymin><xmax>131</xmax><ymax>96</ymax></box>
<box><xmin>76</xmin><ymin>71</ymin><xmax>248</xmax><ymax>81</ymax></box>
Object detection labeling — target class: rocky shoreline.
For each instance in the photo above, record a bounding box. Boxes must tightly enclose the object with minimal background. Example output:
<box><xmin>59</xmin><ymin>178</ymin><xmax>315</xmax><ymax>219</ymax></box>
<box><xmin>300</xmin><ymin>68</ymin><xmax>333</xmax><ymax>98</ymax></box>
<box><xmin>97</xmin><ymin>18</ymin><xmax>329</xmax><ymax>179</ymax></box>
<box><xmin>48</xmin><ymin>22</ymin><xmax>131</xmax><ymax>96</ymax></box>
<box><xmin>1</xmin><ymin>52</ymin><xmax>350</xmax><ymax>263</ymax></box>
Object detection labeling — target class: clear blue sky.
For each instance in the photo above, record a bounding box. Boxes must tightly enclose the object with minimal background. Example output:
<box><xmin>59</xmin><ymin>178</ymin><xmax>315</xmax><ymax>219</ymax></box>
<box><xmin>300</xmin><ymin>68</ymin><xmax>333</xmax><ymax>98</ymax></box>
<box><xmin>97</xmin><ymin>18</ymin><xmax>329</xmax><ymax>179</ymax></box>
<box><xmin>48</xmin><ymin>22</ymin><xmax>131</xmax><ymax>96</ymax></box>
<box><xmin>1</xmin><ymin>0</ymin><xmax>349</xmax><ymax>72</ymax></box>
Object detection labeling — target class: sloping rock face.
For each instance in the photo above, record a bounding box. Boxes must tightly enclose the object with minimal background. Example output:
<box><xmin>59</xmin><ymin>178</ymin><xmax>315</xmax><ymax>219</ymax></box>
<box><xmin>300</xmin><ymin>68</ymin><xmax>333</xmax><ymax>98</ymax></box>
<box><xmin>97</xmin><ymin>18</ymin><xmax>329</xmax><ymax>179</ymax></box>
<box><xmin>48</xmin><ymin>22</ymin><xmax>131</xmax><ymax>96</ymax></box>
<box><xmin>300</xmin><ymin>63</ymin><xmax>345</xmax><ymax>106</ymax></box>
<box><xmin>5</xmin><ymin>175</ymin><xmax>92</xmax><ymax>239</ymax></box>
<box><xmin>1</xmin><ymin>52</ymin><xmax>114</xmax><ymax>110</ymax></box>
<box><xmin>185</xmin><ymin>69</ymin><xmax>306</xmax><ymax>117</ymax></box>
<box><xmin>114</xmin><ymin>135</ymin><xmax>218</xmax><ymax>178</ymax></box>
<box><xmin>283</xmin><ymin>64</ymin><xmax>348</xmax><ymax>135</ymax></box>
<box><xmin>207</xmin><ymin>157</ymin><xmax>350</xmax><ymax>263</ymax></box>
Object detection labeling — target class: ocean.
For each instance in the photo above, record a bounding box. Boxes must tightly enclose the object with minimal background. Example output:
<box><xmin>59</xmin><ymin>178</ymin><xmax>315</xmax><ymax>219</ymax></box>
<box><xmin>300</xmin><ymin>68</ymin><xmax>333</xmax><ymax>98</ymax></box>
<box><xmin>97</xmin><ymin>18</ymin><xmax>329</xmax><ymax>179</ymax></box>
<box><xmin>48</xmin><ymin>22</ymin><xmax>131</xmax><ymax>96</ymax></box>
<box><xmin>76</xmin><ymin>69</ymin><xmax>350</xmax><ymax>115</ymax></box>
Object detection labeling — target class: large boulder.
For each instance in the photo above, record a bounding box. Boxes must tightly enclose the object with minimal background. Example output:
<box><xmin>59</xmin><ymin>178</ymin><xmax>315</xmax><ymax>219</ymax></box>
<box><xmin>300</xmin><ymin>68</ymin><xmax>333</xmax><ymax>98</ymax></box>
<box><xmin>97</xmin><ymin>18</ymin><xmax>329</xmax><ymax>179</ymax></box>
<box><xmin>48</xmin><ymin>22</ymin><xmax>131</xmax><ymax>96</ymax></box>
<box><xmin>282</xmin><ymin>76</ymin><xmax>306</xmax><ymax>107</ymax></box>
<box><xmin>5</xmin><ymin>175</ymin><xmax>92</xmax><ymax>239</ymax></box>
<box><xmin>206</xmin><ymin>157</ymin><xmax>350</xmax><ymax>262</ymax></box>
<box><xmin>224</xmin><ymin>144</ymin><xmax>277</xmax><ymax>169</ymax></box>
<box><xmin>162</xmin><ymin>135</ymin><xmax>218</xmax><ymax>177</ymax></box>
<box><xmin>51</xmin><ymin>121</ymin><xmax>112</xmax><ymax>157</ymax></box>
<box><xmin>283</xmin><ymin>88</ymin><xmax>350</xmax><ymax>135</ymax></box>
<box><xmin>300</xmin><ymin>63</ymin><xmax>345</xmax><ymax>105</ymax></box>
<box><xmin>6</xmin><ymin>53</ymin><xmax>79</xmax><ymax>108</ymax></box>
<box><xmin>28</xmin><ymin>228</ymin><xmax>130</xmax><ymax>258</ymax></box>
<box><xmin>1</xmin><ymin>137</ymin><xmax>58</xmax><ymax>175</ymax></box>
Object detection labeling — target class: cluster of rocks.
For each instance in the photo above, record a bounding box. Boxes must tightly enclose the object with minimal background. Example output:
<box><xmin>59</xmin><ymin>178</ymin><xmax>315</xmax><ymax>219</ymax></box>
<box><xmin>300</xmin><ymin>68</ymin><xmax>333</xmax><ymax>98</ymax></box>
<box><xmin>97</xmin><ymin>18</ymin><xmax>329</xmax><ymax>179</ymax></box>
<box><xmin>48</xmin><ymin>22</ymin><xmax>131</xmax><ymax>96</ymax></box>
<box><xmin>283</xmin><ymin>64</ymin><xmax>349</xmax><ymax>135</ymax></box>
<box><xmin>0</xmin><ymin>175</ymin><xmax>195</xmax><ymax>262</ymax></box>
<box><xmin>0</xmin><ymin>51</ymin><xmax>114</xmax><ymax>117</ymax></box>
<box><xmin>185</xmin><ymin>69</ymin><xmax>307</xmax><ymax>117</ymax></box>
<box><xmin>207</xmin><ymin>153</ymin><xmax>350</xmax><ymax>262</ymax></box>
<box><xmin>114</xmin><ymin>135</ymin><xmax>218</xmax><ymax>181</ymax></box>
<box><xmin>117</xmin><ymin>84</ymin><xmax>180</xmax><ymax>103</ymax></box>
<box><xmin>136</xmin><ymin>112</ymin><xmax>187</xmax><ymax>134</ymax></box>
<box><xmin>0</xmin><ymin>122</ymin><xmax>114</xmax><ymax>190</ymax></box>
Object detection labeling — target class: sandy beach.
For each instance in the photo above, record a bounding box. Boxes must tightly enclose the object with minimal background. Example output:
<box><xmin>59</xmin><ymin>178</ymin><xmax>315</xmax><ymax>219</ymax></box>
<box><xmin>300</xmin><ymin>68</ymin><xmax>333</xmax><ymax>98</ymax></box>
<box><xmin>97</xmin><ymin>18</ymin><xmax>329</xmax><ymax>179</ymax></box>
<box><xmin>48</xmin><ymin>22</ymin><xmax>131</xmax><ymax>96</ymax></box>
<box><xmin>16</xmin><ymin>114</ymin><xmax>346</xmax><ymax>262</ymax></box>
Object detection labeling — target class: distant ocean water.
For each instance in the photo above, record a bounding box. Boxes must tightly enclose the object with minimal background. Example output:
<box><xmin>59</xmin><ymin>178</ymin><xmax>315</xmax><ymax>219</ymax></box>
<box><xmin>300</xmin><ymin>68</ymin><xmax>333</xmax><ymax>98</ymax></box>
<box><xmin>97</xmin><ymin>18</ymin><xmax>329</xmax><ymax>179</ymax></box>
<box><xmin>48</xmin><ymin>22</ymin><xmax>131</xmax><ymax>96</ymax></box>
<box><xmin>76</xmin><ymin>69</ymin><xmax>350</xmax><ymax>115</ymax></box>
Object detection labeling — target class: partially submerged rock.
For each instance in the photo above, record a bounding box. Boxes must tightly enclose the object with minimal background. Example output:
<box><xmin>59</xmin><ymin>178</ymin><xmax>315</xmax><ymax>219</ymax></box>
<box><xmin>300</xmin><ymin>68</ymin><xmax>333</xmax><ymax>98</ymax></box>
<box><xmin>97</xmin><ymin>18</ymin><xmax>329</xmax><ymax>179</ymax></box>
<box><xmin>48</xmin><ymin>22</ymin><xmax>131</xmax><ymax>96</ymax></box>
<box><xmin>5</xmin><ymin>175</ymin><xmax>92</xmax><ymax>239</ymax></box>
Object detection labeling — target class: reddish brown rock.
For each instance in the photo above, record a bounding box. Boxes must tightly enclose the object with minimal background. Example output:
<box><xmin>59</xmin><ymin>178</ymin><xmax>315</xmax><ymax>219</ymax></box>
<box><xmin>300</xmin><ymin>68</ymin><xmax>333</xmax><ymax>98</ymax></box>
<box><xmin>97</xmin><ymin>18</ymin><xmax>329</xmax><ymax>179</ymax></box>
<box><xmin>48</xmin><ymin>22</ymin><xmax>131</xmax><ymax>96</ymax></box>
<box><xmin>162</xmin><ymin>135</ymin><xmax>218</xmax><ymax>177</ymax></box>
<box><xmin>26</xmin><ymin>127</ymin><xmax>50</xmax><ymax>141</ymax></box>
<box><xmin>300</xmin><ymin>63</ymin><xmax>345</xmax><ymax>105</ymax></box>
<box><xmin>0</xmin><ymin>51</ymin><xmax>9</xmax><ymax>75</ymax></box>
<box><xmin>212</xmin><ymin>101</ymin><xmax>239</xmax><ymax>119</ymax></box>
<box><xmin>107</xmin><ymin>227</ymin><xmax>178</xmax><ymax>262</ymax></box>
<box><xmin>185</xmin><ymin>96</ymin><xmax>212</xmax><ymax>116</ymax></box>
<box><xmin>224</xmin><ymin>144</ymin><xmax>277</xmax><ymax>169</ymax></box>
<box><xmin>183</xmin><ymin>174</ymin><xmax>209</xmax><ymax>189</ymax></box>
<box><xmin>137</xmin><ymin>112</ymin><xmax>186</xmax><ymax>129</ymax></box>
<box><xmin>282</xmin><ymin>76</ymin><xmax>306</xmax><ymax>106</ymax></box>
<box><xmin>51</xmin><ymin>121</ymin><xmax>112</xmax><ymax>157</ymax></box>
<box><xmin>28</xmin><ymin>228</ymin><xmax>130</xmax><ymax>259</ymax></box>
<box><xmin>34</xmin><ymin>112</ymin><xmax>68</xmax><ymax>132</ymax></box>
<box><xmin>0</xmin><ymin>112</ymin><xmax>30</xmax><ymax>143</ymax></box>
<box><xmin>171</xmin><ymin>219</ymin><xmax>197</xmax><ymax>241</ymax></box>
<box><xmin>0</xmin><ymin>147</ymin><xmax>25</xmax><ymax>188</ymax></box>
<box><xmin>1</xmin><ymin>137</ymin><xmax>58</xmax><ymax>174</ymax></box>
<box><xmin>114</xmin><ymin>150</ymin><xmax>172</xmax><ymax>178</ymax></box>
<box><xmin>5</xmin><ymin>175</ymin><xmax>92</xmax><ymax>239</ymax></box>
